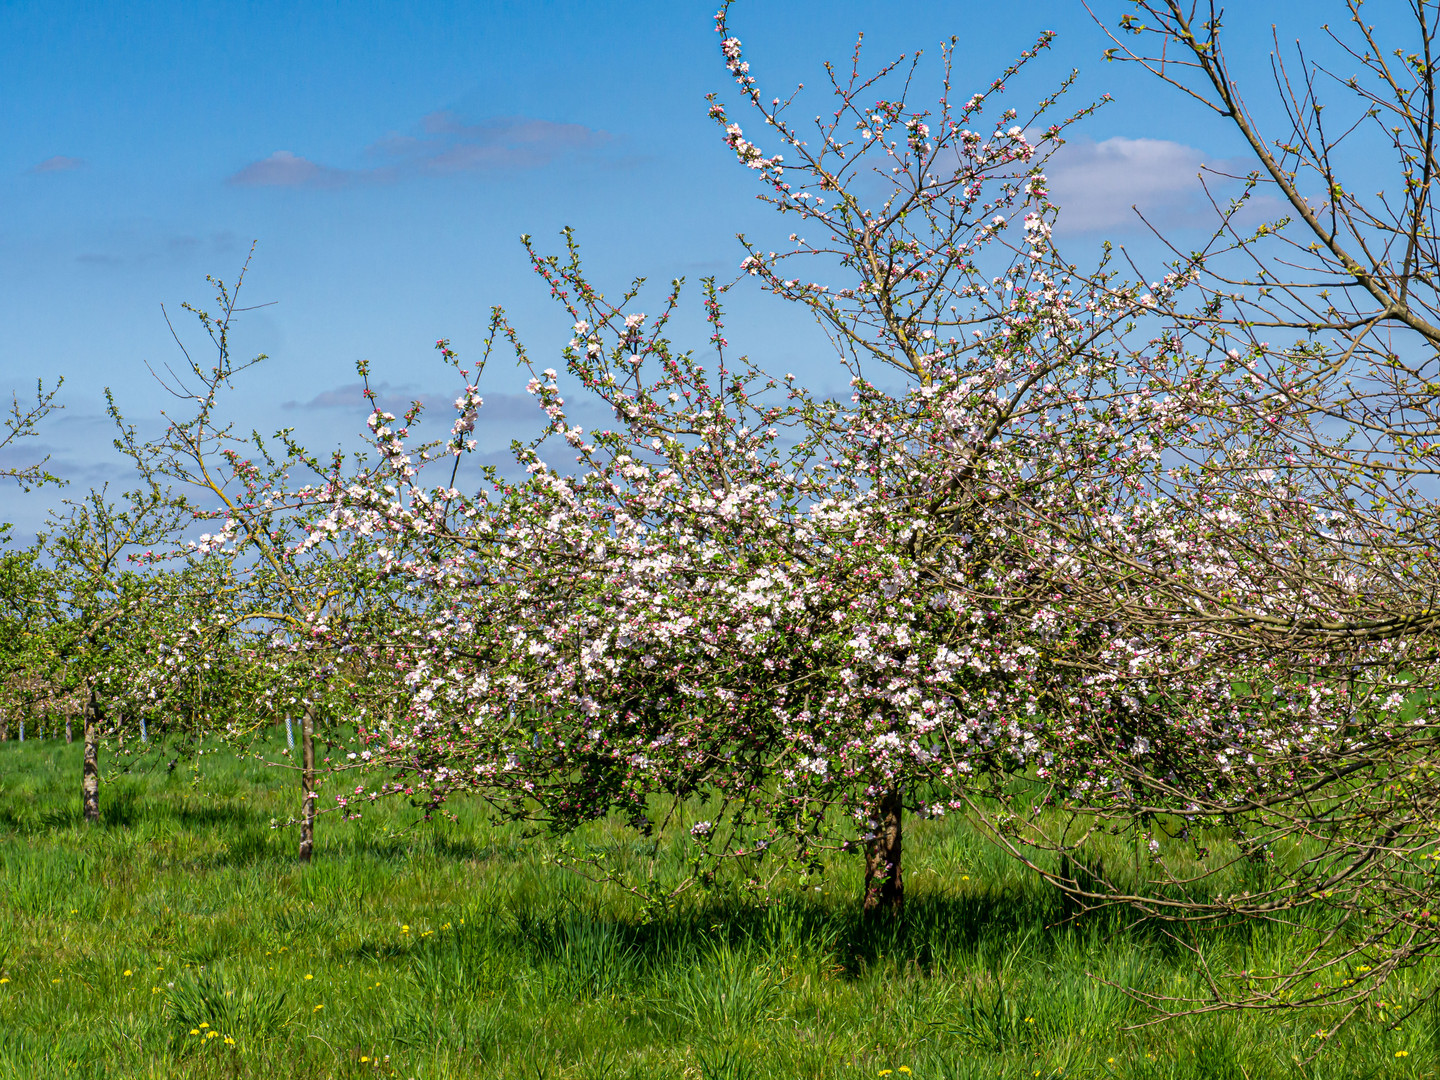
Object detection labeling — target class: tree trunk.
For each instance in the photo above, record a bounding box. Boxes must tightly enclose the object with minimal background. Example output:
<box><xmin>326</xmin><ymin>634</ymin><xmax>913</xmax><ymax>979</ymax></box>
<box><xmin>298</xmin><ymin>706</ymin><xmax>316</xmax><ymax>863</ymax></box>
<box><xmin>82</xmin><ymin>688</ymin><xmax>101</xmax><ymax>824</ymax></box>
<box><xmin>862</xmin><ymin>786</ymin><xmax>904</xmax><ymax>920</ymax></box>
<box><xmin>65</xmin><ymin>704</ymin><xmax>73</xmax><ymax>744</ymax></box>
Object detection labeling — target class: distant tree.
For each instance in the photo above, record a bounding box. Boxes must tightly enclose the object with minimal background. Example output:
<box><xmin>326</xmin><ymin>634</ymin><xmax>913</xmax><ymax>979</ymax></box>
<box><xmin>122</xmin><ymin>258</ymin><xmax>416</xmax><ymax>861</ymax></box>
<box><xmin>0</xmin><ymin>532</ymin><xmax>49</xmax><ymax>743</ymax></box>
<box><xmin>35</xmin><ymin>484</ymin><xmax>184</xmax><ymax>822</ymax></box>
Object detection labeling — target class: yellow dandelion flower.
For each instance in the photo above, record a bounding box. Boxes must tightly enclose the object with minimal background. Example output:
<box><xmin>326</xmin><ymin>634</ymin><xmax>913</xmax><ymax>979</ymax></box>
<box><xmin>123</xmin><ymin>969</ymin><xmax>132</xmax><ymax>977</ymax></box>
<box><xmin>1397</xmin><ymin>1050</ymin><xmax>1410</xmax><ymax>1057</ymax></box>
<box><xmin>304</xmin><ymin>974</ymin><xmax>314</xmax><ymax>981</ymax></box>
<box><xmin>205</xmin><ymin>1031</ymin><xmax>218</xmax><ymax>1039</ymax></box>
<box><xmin>190</xmin><ymin>1029</ymin><xmax>200</xmax><ymax>1036</ymax></box>
<box><xmin>361</xmin><ymin>1056</ymin><xmax>369</xmax><ymax>1063</ymax></box>
<box><xmin>879</xmin><ymin>1072</ymin><xmax>892</xmax><ymax>1078</ymax></box>
<box><xmin>401</xmin><ymin>925</ymin><xmax>410</xmax><ymax>933</ymax></box>
<box><xmin>0</xmin><ymin>978</ymin><xmax>9</xmax><ymax>985</ymax></box>
<box><xmin>314</xmin><ymin>1004</ymin><xmax>324</xmax><ymax>1012</ymax></box>
<box><xmin>199</xmin><ymin>1022</ymin><xmax>208</xmax><ymax>1028</ymax></box>
<box><xmin>224</xmin><ymin>1037</ymin><xmax>235</xmax><ymax>1045</ymax></box>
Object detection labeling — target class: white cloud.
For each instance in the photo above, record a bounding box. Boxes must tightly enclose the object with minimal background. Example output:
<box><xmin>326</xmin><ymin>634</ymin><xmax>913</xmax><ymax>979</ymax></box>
<box><xmin>1045</xmin><ymin>135</ymin><xmax>1232</xmax><ymax>233</ymax></box>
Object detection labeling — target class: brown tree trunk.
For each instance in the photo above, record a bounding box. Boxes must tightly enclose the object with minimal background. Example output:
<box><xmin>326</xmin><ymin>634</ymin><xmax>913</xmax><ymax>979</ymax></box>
<box><xmin>82</xmin><ymin>688</ymin><xmax>101</xmax><ymax>824</ymax></box>
<box><xmin>862</xmin><ymin>786</ymin><xmax>904</xmax><ymax>921</ymax></box>
<box><xmin>298</xmin><ymin>706</ymin><xmax>316</xmax><ymax>862</ymax></box>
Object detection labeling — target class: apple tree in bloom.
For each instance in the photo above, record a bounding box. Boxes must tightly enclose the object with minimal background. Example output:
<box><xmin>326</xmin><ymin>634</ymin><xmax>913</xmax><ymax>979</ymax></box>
<box><xmin>929</xmin><ymin>0</ymin><xmax>1440</xmax><ymax>1032</ymax></box>
<box><xmin>28</xmin><ymin>483</ymin><xmax>187</xmax><ymax>823</ymax></box>
<box><xmin>121</xmin><ymin>258</ymin><xmax>419</xmax><ymax>861</ymax></box>
<box><xmin>0</xmin><ymin>532</ymin><xmax>54</xmax><ymax>743</ymax></box>
<box><xmin>323</xmin><ymin>6</ymin><xmax>1220</xmax><ymax>919</ymax></box>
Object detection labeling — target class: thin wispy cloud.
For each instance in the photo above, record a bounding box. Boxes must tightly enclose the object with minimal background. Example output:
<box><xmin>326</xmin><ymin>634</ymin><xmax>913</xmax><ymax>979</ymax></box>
<box><xmin>74</xmin><ymin>229</ymin><xmax>242</xmax><ymax>268</ymax></box>
<box><xmin>228</xmin><ymin>150</ymin><xmax>351</xmax><ymax>189</ymax></box>
<box><xmin>284</xmin><ymin>380</ymin><xmax>598</xmax><ymax>425</ymax></box>
<box><xmin>51</xmin><ymin>412</ymin><xmax>118</xmax><ymax>432</ymax></box>
<box><xmin>28</xmin><ymin>155</ymin><xmax>85</xmax><ymax>174</ymax></box>
<box><xmin>0</xmin><ymin>443</ymin><xmax>127</xmax><ymax>489</ymax></box>
<box><xmin>76</xmin><ymin>253</ymin><xmax>125</xmax><ymax>267</ymax></box>
<box><xmin>382</xmin><ymin>112</ymin><xmax>612</xmax><ymax>173</ymax></box>
<box><xmin>229</xmin><ymin>112</ymin><xmax>613</xmax><ymax>189</ymax></box>
<box><xmin>282</xmin><ymin>381</ymin><xmax>438</xmax><ymax>413</ymax></box>
<box><xmin>1045</xmin><ymin>135</ymin><xmax>1247</xmax><ymax>234</ymax></box>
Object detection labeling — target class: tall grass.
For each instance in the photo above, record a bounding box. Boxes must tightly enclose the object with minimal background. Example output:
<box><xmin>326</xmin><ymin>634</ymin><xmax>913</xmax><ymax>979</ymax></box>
<box><xmin>0</xmin><ymin>737</ymin><xmax>1435</xmax><ymax>1078</ymax></box>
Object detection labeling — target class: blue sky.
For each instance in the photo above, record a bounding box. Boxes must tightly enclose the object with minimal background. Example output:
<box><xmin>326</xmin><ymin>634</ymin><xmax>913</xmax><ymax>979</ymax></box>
<box><xmin>1</xmin><ymin>0</ymin><xmax>1326</xmax><ymax>538</ymax></box>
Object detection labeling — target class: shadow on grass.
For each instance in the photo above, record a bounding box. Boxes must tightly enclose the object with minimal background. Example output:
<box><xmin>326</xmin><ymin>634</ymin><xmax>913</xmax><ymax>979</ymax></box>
<box><xmin>341</xmin><ymin>885</ymin><xmax>1213</xmax><ymax>989</ymax></box>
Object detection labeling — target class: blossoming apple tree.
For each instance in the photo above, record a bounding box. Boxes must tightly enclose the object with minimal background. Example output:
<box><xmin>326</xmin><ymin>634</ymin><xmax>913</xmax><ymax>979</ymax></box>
<box><xmin>120</xmin><ymin>259</ymin><xmax>420</xmax><ymax>861</ymax></box>
<box><xmin>306</xmin><ymin>4</ymin><xmax>1230</xmax><ymax>921</ymax></box>
<box><xmin>29</xmin><ymin>482</ymin><xmax>188</xmax><ymax>822</ymax></box>
<box><xmin>930</xmin><ymin>0</ymin><xmax>1440</xmax><ymax>1031</ymax></box>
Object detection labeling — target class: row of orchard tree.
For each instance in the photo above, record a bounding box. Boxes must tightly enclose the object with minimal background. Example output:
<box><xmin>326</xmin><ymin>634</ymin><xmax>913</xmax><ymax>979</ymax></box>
<box><xmin>8</xmin><ymin>0</ymin><xmax>1440</xmax><ymax>1030</ymax></box>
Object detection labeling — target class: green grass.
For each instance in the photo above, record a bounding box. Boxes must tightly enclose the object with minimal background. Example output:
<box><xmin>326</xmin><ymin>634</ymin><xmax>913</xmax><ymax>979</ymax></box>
<box><xmin>0</xmin><ymin>737</ymin><xmax>1435</xmax><ymax>1079</ymax></box>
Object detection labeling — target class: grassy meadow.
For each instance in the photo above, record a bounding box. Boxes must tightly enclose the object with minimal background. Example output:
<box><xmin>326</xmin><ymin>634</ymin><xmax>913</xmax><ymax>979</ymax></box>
<box><xmin>0</xmin><ymin>736</ymin><xmax>1435</xmax><ymax>1079</ymax></box>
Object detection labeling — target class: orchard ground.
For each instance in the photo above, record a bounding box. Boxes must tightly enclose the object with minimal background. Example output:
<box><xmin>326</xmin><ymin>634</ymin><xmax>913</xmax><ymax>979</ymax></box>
<box><xmin>0</xmin><ymin>737</ymin><xmax>1434</xmax><ymax>1080</ymax></box>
